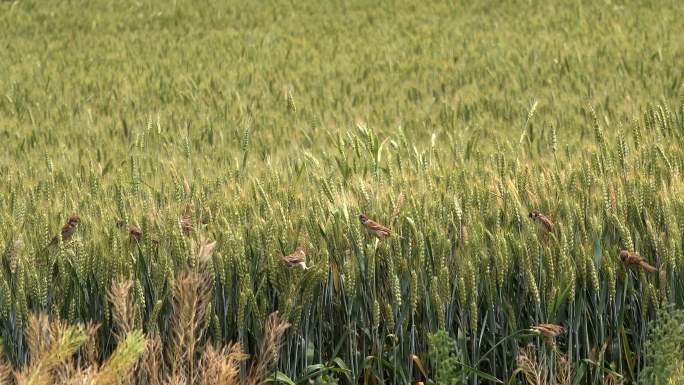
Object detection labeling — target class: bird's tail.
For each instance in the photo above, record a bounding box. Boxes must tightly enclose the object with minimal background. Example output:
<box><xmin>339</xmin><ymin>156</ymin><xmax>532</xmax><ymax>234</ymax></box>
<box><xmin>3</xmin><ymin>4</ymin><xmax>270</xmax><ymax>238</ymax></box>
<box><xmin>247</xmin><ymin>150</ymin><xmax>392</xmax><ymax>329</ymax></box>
<box><xmin>640</xmin><ymin>261</ymin><xmax>658</xmax><ymax>273</ymax></box>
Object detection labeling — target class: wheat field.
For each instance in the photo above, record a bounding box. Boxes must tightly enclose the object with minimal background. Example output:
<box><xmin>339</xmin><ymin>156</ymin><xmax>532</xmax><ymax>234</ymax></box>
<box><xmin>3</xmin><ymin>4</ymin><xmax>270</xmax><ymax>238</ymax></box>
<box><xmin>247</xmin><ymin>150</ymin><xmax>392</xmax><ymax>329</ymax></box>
<box><xmin>1</xmin><ymin>1</ymin><xmax>684</xmax><ymax>384</ymax></box>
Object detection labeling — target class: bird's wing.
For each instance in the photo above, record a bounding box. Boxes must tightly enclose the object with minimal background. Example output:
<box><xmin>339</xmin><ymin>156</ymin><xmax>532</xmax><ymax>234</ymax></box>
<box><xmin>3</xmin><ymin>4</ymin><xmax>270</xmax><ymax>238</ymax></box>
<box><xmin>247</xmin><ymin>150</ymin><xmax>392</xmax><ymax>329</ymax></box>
<box><xmin>639</xmin><ymin>260</ymin><xmax>658</xmax><ymax>272</ymax></box>
<box><xmin>538</xmin><ymin>215</ymin><xmax>554</xmax><ymax>230</ymax></box>
<box><xmin>284</xmin><ymin>250</ymin><xmax>305</xmax><ymax>263</ymax></box>
<box><xmin>626</xmin><ymin>254</ymin><xmax>642</xmax><ymax>265</ymax></box>
<box><xmin>367</xmin><ymin>220</ymin><xmax>391</xmax><ymax>233</ymax></box>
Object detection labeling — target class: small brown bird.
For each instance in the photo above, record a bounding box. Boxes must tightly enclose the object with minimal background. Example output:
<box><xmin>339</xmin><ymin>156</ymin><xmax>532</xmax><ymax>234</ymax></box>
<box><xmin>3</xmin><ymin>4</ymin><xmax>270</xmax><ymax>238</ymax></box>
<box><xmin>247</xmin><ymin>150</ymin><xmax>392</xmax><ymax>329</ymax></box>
<box><xmin>180</xmin><ymin>204</ymin><xmax>193</xmax><ymax>236</ymax></box>
<box><xmin>116</xmin><ymin>220</ymin><xmax>143</xmax><ymax>244</ymax></box>
<box><xmin>47</xmin><ymin>215</ymin><xmax>81</xmax><ymax>247</ymax></box>
<box><xmin>619</xmin><ymin>250</ymin><xmax>658</xmax><ymax>273</ymax></box>
<box><xmin>358</xmin><ymin>214</ymin><xmax>391</xmax><ymax>240</ymax></box>
<box><xmin>528</xmin><ymin>210</ymin><xmax>554</xmax><ymax>232</ymax></box>
<box><xmin>128</xmin><ymin>224</ymin><xmax>142</xmax><ymax>243</ymax></box>
<box><xmin>532</xmin><ymin>323</ymin><xmax>565</xmax><ymax>339</ymax></box>
<box><xmin>281</xmin><ymin>247</ymin><xmax>309</xmax><ymax>270</ymax></box>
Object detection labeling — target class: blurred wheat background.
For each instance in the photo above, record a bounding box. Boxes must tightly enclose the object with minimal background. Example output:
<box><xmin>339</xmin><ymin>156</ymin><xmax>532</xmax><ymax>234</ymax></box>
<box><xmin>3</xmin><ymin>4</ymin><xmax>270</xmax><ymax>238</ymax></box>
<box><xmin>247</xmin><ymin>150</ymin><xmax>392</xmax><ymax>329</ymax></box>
<box><xmin>1</xmin><ymin>0</ymin><xmax>684</xmax><ymax>384</ymax></box>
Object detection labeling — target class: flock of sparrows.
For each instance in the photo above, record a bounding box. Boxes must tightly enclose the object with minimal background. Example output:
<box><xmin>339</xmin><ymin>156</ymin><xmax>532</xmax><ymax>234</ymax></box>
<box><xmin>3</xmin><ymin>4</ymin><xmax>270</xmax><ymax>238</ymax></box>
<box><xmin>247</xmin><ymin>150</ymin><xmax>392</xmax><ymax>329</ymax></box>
<box><xmin>45</xmin><ymin>211</ymin><xmax>394</xmax><ymax>272</ymax></box>
<box><xmin>49</xmin><ymin>210</ymin><xmax>660</xmax><ymax>276</ymax></box>
<box><xmin>528</xmin><ymin>210</ymin><xmax>659</xmax><ymax>274</ymax></box>
<box><xmin>528</xmin><ymin>209</ymin><xmax>661</xmax><ymax>343</ymax></box>
<box><xmin>281</xmin><ymin>214</ymin><xmax>393</xmax><ymax>270</ymax></box>
<box><xmin>46</xmin><ymin>209</ymin><xmax>660</xmax><ymax>345</ymax></box>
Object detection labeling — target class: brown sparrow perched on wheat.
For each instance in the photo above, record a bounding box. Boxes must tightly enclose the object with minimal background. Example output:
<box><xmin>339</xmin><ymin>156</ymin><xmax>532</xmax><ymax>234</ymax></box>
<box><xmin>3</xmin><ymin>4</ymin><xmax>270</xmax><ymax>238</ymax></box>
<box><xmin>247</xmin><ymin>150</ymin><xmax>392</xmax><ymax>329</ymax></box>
<box><xmin>47</xmin><ymin>215</ymin><xmax>81</xmax><ymax>247</ymax></box>
<box><xmin>532</xmin><ymin>323</ymin><xmax>565</xmax><ymax>338</ymax></box>
<box><xmin>528</xmin><ymin>210</ymin><xmax>554</xmax><ymax>233</ymax></box>
<box><xmin>358</xmin><ymin>214</ymin><xmax>391</xmax><ymax>240</ymax></box>
<box><xmin>281</xmin><ymin>246</ymin><xmax>309</xmax><ymax>270</ymax></box>
<box><xmin>116</xmin><ymin>219</ymin><xmax>143</xmax><ymax>244</ymax></box>
<box><xmin>619</xmin><ymin>250</ymin><xmax>658</xmax><ymax>273</ymax></box>
<box><xmin>533</xmin><ymin>323</ymin><xmax>565</xmax><ymax>347</ymax></box>
<box><xmin>128</xmin><ymin>224</ymin><xmax>142</xmax><ymax>243</ymax></box>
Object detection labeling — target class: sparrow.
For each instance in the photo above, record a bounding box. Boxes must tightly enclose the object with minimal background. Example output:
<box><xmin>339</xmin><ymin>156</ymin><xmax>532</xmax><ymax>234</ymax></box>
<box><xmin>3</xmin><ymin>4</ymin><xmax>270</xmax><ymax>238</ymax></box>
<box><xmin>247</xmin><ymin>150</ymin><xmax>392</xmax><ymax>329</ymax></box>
<box><xmin>128</xmin><ymin>224</ymin><xmax>142</xmax><ymax>244</ymax></box>
<box><xmin>528</xmin><ymin>210</ymin><xmax>554</xmax><ymax>232</ymax></box>
<box><xmin>47</xmin><ymin>215</ymin><xmax>81</xmax><ymax>247</ymax></box>
<box><xmin>180</xmin><ymin>204</ymin><xmax>193</xmax><ymax>236</ymax></box>
<box><xmin>532</xmin><ymin>323</ymin><xmax>565</xmax><ymax>339</ymax></box>
<box><xmin>358</xmin><ymin>214</ymin><xmax>391</xmax><ymax>240</ymax></box>
<box><xmin>281</xmin><ymin>247</ymin><xmax>309</xmax><ymax>270</ymax></box>
<box><xmin>116</xmin><ymin>219</ymin><xmax>143</xmax><ymax>244</ymax></box>
<box><xmin>619</xmin><ymin>250</ymin><xmax>658</xmax><ymax>273</ymax></box>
